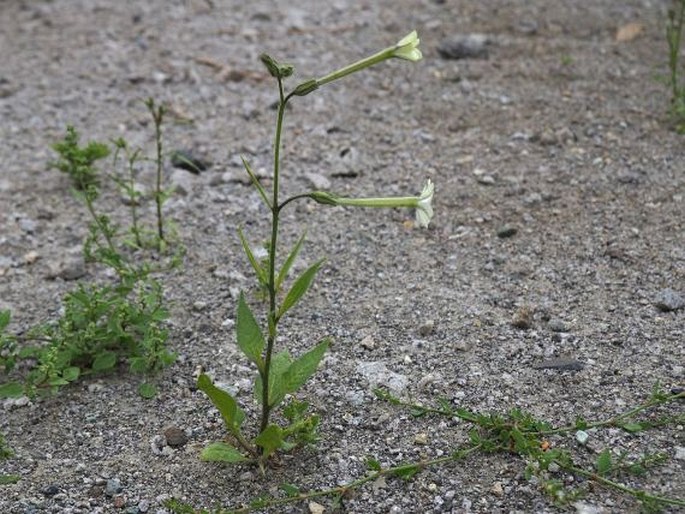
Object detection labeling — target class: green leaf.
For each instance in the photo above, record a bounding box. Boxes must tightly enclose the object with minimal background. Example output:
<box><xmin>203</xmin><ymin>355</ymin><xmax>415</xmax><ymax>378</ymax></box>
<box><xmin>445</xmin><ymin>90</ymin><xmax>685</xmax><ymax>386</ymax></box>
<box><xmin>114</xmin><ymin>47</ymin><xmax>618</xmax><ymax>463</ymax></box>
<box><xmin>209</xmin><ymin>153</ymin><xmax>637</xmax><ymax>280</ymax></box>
<box><xmin>595</xmin><ymin>449</ymin><xmax>613</xmax><ymax>476</ymax></box>
<box><xmin>200</xmin><ymin>442</ymin><xmax>248</xmax><ymax>463</ymax></box>
<box><xmin>276</xmin><ymin>233</ymin><xmax>306</xmax><ymax>292</ymax></box>
<box><xmin>241</xmin><ymin>157</ymin><xmax>271</xmax><ymax>208</ymax></box>
<box><xmin>254</xmin><ymin>424</ymin><xmax>284</xmax><ymax>459</ymax></box>
<box><xmin>366</xmin><ymin>457</ymin><xmax>382</xmax><ymax>471</ymax></box>
<box><xmin>0</xmin><ymin>474</ymin><xmax>20</xmax><ymax>485</ymax></box>
<box><xmin>0</xmin><ymin>382</ymin><xmax>24</xmax><ymax>399</ymax></box>
<box><xmin>281</xmin><ymin>339</ymin><xmax>329</xmax><ymax>398</ymax></box>
<box><xmin>238</xmin><ymin>228</ymin><xmax>268</xmax><ymax>286</ymax></box>
<box><xmin>392</xmin><ymin>464</ymin><xmax>420</xmax><ymax>480</ymax></box>
<box><xmin>138</xmin><ymin>382</ymin><xmax>158</xmax><ymax>399</ymax></box>
<box><xmin>197</xmin><ymin>373</ymin><xmax>245</xmax><ymax>432</ymax></box>
<box><xmin>236</xmin><ymin>293</ymin><xmax>265</xmax><ymax>369</ymax></box>
<box><xmin>254</xmin><ymin>351</ymin><xmax>292</xmax><ymax>407</ymax></box>
<box><xmin>91</xmin><ymin>351</ymin><xmax>117</xmax><ymax>372</ymax></box>
<box><xmin>62</xmin><ymin>367</ymin><xmax>80</xmax><ymax>382</ymax></box>
<box><xmin>277</xmin><ymin>259</ymin><xmax>325</xmax><ymax>320</ymax></box>
<box><xmin>620</xmin><ymin>422</ymin><xmax>646</xmax><ymax>433</ymax></box>
<box><xmin>0</xmin><ymin>310</ymin><xmax>10</xmax><ymax>331</ymax></box>
<box><xmin>279</xmin><ymin>483</ymin><xmax>300</xmax><ymax>497</ymax></box>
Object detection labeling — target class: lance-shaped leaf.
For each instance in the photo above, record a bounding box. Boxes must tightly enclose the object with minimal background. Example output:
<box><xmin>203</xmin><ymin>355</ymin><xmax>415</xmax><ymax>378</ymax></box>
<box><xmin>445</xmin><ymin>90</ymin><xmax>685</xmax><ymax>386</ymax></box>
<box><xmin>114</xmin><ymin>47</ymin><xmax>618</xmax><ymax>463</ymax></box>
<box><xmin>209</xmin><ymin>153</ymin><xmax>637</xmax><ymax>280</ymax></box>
<box><xmin>241</xmin><ymin>156</ymin><xmax>271</xmax><ymax>208</ymax></box>
<box><xmin>277</xmin><ymin>259</ymin><xmax>325</xmax><ymax>321</ymax></box>
<box><xmin>197</xmin><ymin>373</ymin><xmax>245</xmax><ymax>432</ymax></box>
<box><xmin>281</xmin><ymin>339</ymin><xmax>329</xmax><ymax>395</ymax></box>
<box><xmin>236</xmin><ymin>293</ymin><xmax>265</xmax><ymax>369</ymax></box>
<box><xmin>255</xmin><ymin>424</ymin><xmax>284</xmax><ymax>459</ymax></box>
<box><xmin>200</xmin><ymin>442</ymin><xmax>249</xmax><ymax>463</ymax></box>
<box><xmin>238</xmin><ymin>228</ymin><xmax>268</xmax><ymax>287</ymax></box>
<box><xmin>276</xmin><ymin>233</ymin><xmax>306</xmax><ymax>293</ymax></box>
<box><xmin>254</xmin><ymin>350</ymin><xmax>292</xmax><ymax>407</ymax></box>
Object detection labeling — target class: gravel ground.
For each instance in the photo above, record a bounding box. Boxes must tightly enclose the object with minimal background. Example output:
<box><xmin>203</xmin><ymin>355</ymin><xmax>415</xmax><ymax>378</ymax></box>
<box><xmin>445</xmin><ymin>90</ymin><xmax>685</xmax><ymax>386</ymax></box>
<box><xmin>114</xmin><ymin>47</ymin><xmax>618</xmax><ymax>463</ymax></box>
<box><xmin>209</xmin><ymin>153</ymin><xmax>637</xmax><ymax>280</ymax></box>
<box><xmin>1</xmin><ymin>0</ymin><xmax>684</xmax><ymax>513</ymax></box>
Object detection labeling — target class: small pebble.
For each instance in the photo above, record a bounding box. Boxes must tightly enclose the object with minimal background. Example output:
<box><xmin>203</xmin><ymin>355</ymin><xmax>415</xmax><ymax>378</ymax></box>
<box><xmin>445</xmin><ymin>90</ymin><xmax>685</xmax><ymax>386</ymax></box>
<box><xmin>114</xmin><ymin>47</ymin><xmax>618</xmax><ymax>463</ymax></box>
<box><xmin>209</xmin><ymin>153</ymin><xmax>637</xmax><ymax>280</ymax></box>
<box><xmin>575</xmin><ymin>430</ymin><xmax>589</xmax><ymax>445</ymax></box>
<box><xmin>308</xmin><ymin>502</ymin><xmax>325</xmax><ymax>514</ymax></box>
<box><xmin>414</xmin><ymin>433</ymin><xmax>429</xmax><ymax>445</ymax></box>
<box><xmin>419</xmin><ymin>319</ymin><xmax>435</xmax><ymax>336</ymax></box>
<box><xmin>437</xmin><ymin>34</ymin><xmax>490</xmax><ymax>60</ymax></box>
<box><xmin>105</xmin><ymin>478</ymin><xmax>122</xmax><ymax>497</ymax></box>
<box><xmin>496</xmin><ymin>225</ymin><xmax>517</xmax><ymax>238</ymax></box>
<box><xmin>533</xmin><ymin>358</ymin><xmax>585</xmax><ymax>371</ymax></box>
<box><xmin>547</xmin><ymin>318</ymin><xmax>568</xmax><ymax>332</ymax></box>
<box><xmin>23</xmin><ymin>250</ymin><xmax>40</xmax><ymax>264</ymax></box>
<box><xmin>42</xmin><ymin>484</ymin><xmax>60</xmax><ymax>497</ymax></box>
<box><xmin>654</xmin><ymin>288</ymin><xmax>684</xmax><ymax>312</ymax></box>
<box><xmin>170</xmin><ymin>150</ymin><xmax>211</xmax><ymax>173</ymax></box>
<box><xmin>490</xmin><ymin>481</ymin><xmax>504</xmax><ymax>497</ymax></box>
<box><xmin>360</xmin><ymin>335</ymin><xmax>376</xmax><ymax>350</ymax></box>
<box><xmin>164</xmin><ymin>426</ymin><xmax>188</xmax><ymax>448</ymax></box>
<box><xmin>511</xmin><ymin>306</ymin><xmax>533</xmax><ymax>329</ymax></box>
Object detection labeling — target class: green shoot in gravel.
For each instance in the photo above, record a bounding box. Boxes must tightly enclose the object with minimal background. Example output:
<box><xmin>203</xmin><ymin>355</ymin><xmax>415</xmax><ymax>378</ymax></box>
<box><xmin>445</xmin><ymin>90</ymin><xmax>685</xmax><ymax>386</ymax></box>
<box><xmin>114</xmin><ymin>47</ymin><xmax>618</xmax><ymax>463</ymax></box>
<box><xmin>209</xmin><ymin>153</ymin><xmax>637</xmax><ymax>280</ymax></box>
<box><xmin>0</xmin><ymin>433</ymin><xmax>19</xmax><ymax>486</ymax></box>
<box><xmin>666</xmin><ymin>0</ymin><xmax>685</xmax><ymax>132</ymax></box>
<box><xmin>167</xmin><ymin>385</ymin><xmax>684</xmax><ymax>513</ymax></box>
<box><xmin>197</xmin><ymin>31</ymin><xmax>431</xmax><ymax>470</ymax></box>
<box><xmin>0</xmin><ymin>111</ymin><xmax>180</xmax><ymax>399</ymax></box>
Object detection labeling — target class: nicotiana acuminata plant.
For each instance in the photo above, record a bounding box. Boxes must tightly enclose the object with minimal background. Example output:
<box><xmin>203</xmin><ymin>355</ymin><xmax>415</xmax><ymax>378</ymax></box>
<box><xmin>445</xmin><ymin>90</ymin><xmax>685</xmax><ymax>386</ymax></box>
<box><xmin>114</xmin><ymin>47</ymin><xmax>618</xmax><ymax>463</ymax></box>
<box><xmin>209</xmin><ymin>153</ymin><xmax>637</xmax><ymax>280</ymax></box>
<box><xmin>197</xmin><ymin>31</ymin><xmax>433</xmax><ymax>469</ymax></box>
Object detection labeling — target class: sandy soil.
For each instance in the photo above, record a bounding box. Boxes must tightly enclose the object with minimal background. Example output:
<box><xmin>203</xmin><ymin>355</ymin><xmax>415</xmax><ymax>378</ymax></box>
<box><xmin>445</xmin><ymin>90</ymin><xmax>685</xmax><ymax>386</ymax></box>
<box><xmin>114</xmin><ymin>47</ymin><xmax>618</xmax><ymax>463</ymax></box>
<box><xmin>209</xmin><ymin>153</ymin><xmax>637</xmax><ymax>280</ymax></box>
<box><xmin>0</xmin><ymin>0</ymin><xmax>683</xmax><ymax>513</ymax></box>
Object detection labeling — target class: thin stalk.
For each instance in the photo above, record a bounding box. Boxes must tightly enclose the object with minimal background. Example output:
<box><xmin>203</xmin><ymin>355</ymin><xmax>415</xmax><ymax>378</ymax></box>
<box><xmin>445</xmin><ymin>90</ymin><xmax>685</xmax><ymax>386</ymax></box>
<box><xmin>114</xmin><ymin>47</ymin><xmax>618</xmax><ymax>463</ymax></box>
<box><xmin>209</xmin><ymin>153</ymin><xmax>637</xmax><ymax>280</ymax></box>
<box><xmin>668</xmin><ymin>1</ymin><xmax>685</xmax><ymax>101</ymax></box>
<box><xmin>260</xmin><ymin>78</ymin><xmax>287</xmax><ymax>434</ymax></box>
<box><xmin>147</xmin><ymin>99</ymin><xmax>166</xmax><ymax>249</ymax></box>
<box><xmin>217</xmin><ymin>445</ymin><xmax>482</xmax><ymax>514</ymax></box>
<box><xmin>128</xmin><ymin>152</ymin><xmax>143</xmax><ymax>247</ymax></box>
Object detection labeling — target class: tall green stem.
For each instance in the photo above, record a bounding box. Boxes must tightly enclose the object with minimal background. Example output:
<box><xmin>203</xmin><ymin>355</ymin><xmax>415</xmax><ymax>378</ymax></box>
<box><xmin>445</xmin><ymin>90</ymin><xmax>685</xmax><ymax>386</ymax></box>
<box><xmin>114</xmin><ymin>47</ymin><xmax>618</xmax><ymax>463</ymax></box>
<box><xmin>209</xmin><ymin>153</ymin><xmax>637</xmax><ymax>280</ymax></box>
<box><xmin>260</xmin><ymin>78</ymin><xmax>287</xmax><ymax>434</ymax></box>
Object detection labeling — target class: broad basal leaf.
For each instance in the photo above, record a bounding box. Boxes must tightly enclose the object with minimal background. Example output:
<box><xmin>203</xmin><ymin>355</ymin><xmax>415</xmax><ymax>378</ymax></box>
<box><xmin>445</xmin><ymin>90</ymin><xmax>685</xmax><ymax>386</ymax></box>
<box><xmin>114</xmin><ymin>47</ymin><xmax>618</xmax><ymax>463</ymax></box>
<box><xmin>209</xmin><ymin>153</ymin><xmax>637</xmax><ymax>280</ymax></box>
<box><xmin>91</xmin><ymin>351</ymin><xmax>117</xmax><ymax>372</ymax></box>
<box><xmin>200</xmin><ymin>442</ymin><xmax>248</xmax><ymax>463</ymax></box>
<box><xmin>197</xmin><ymin>373</ymin><xmax>245</xmax><ymax>431</ymax></box>
<box><xmin>254</xmin><ymin>424</ymin><xmax>284</xmax><ymax>459</ymax></box>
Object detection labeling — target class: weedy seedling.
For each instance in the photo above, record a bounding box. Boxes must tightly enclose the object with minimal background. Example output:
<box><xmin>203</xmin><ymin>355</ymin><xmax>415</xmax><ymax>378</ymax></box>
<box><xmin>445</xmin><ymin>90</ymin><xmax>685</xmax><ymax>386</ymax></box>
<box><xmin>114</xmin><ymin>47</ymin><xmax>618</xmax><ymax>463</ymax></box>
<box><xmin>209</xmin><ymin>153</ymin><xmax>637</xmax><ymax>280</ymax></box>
<box><xmin>168</xmin><ymin>385</ymin><xmax>685</xmax><ymax>513</ymax></box>
<box><xmin>0</xmin><ymin>432</ymin><xmax>19</xmax><ymax>485</ymax></box>
<box><xmin>197</xmin><ymin>31</ymin><xmax>433</xmax><ymax>470</ymax></box>
<box><xmin>0</xmin><ymin>103</ymin><xmax>181</xmax><ymax>399</ymax></box>
<box><xmin>666</xmin><ymin>0</ymin><xmax>685</xmax><ymax>132</ymax></box>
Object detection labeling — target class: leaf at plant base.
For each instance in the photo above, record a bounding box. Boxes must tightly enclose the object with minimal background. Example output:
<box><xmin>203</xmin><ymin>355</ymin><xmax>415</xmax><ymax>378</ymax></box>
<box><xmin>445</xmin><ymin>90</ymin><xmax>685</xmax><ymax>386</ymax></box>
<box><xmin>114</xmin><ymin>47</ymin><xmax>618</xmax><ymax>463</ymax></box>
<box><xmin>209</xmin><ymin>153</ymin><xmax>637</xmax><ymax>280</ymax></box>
<box><xmin>595</xmin><ymin>449</ymin><xmax>612</xmax><ymax>476</ymax></box>
<box><xmin>366</xmin><ymin>457</ymin><xmax>382</xmax><ymax>471</ymax></box>
<box><xmin>238</xmin><ymin>228</ymin><xmax>268</xmax><ymax>286</ymax></box>
<box><xmin>0</xmin><ymin>382</ymin><xmax>24</xmax><ymax>399</ymax></box>
<box><xmin>254</xmin><ymin>424</ymin><xmax>284</xmax><ymax>459</ymax></box>
<box><xmin>254</xmin><ymin>351</ymin><xmax>292</xmax><ymax>407</ymax></box>
<box><xmin>92</xmin><ymin>351</ymin><xmax>117</xmax><ymax>372</ymax></box>
<box><xmin>138</xmin><ymin>382</ymin><xmax>158</xmax><ymax>399</ymax></box>
<box><xmin>277</xmin><ymin>259</ymin><xmax>325</xmax><ymax>320</ymax></box>
<box><xmin>279</xmin><ymin>483</ymin><xmax>300</xmax><ymax>497</ymax></box>
<box><xmin>0</xmin><ymin>474</ymin><xmax>20</xmax><ymax>485</ymax></box>
<box><xmin>62</xmin><ymin>367</ymin><xmax>80</xmax><ymax>382</ymax></box>
<box><xmin>276</xmin><ymin>233</ymin><xmax>306</xmax><ymax>292</ymax></box>
<box><xmin>236</xmin><ymin>293</ymin><xmax>265</xmax><ymax>369</ymax></box>
<box><xmin>0</xmin><ymin>310</ymin><xmax>10</xmax><ymax>331</ymax></box>
<box><xmin>200</xmin><ymin>442</ymin><xmax>248</xmax><ymax>463</ymax></box>
<box><xmin>281</xmin><ymin>339</ymin><xmax>329</xmax><ymax>397</ymax></box>
<box><xmin>197</xmin><ymin>373</ymin><xmax>245</xmax><ymax>431</ymax></box>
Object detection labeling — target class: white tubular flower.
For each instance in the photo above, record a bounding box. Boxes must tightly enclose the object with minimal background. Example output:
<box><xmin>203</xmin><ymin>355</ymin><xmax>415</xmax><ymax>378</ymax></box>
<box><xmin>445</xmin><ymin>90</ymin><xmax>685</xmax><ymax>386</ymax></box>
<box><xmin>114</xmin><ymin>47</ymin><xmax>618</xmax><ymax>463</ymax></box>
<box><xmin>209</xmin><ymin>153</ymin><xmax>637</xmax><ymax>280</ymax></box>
<box><xmin>315</xmin><ymin>30</ymin><xmax>422</xmax><ymax>87</ymax></box>
<box><xmin>308</xmin><ymin>179</ymin><xmax>435</xmax><ymax>228</ymax></box>
<box><xmin>392</xmin><ymin>30</ymin><xmax>422</xmax><ymax>62</ymax></box>
<box><xmin>415</xmin><ymin>179</ymin><xmax>434</xmax><ymax>228</ymax></box>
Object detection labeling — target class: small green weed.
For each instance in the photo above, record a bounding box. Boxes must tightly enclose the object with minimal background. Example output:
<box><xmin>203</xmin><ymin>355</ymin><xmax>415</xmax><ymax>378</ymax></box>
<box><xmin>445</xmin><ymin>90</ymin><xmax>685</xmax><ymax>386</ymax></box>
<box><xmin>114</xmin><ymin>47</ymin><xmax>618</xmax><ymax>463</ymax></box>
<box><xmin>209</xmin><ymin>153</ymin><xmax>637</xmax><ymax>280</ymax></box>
<box><xmin>0</xmin><ymin>103</ymin><xmax>181</xmax><ymax>399</ymax></box>
<box><xmin>167</xmin><ymin>386</ymin><xmax>684</xmax><ymax>513</ymax></box>
<box><xmin>0</xmin><ymin>433</ymin><xmax>19</xmax><ymax>485</ymax></box>
<box><xmin>665</xmin><ymin>0</ymin><xmax>685</xmax><ymax>132</ymax></box>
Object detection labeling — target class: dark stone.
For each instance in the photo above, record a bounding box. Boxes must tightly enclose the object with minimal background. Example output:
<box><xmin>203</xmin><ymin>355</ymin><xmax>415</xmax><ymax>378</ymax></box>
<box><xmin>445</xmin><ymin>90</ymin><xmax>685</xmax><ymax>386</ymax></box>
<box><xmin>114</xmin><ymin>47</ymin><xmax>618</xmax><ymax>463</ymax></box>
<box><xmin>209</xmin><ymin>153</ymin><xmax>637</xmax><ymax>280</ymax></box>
<box><xmin>532</xmin><ymin>358</ymin><xmax>585</xmax><ymax>371</ymax></box>
<box><xmin>437</xmin><ymin>34</ymin><xmax>489</xmax><ymax>60</ymax></box>
<box><xmin>497</xmin><ymin>225</ymin><xmax>517</xmax><ymax>238</ymax></box>
<box><xmin>170</xmin><ymin>150</ymin><xmax>211</xmax><ymax>174</ymax></box>
<box><xmin>164</xmin><ymin>426</ymin><xmax>188</xmax><ymax>448</ymax></box>
<box><xmin>42</xmin><ymin>484</ymin><xmax>60</xmax><ymax>497</ymax></box>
